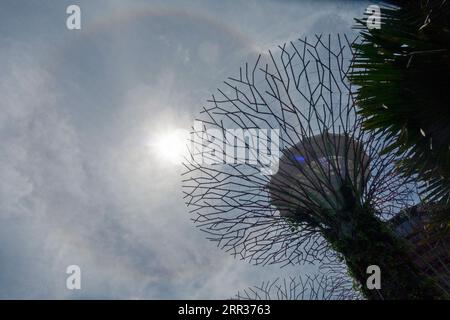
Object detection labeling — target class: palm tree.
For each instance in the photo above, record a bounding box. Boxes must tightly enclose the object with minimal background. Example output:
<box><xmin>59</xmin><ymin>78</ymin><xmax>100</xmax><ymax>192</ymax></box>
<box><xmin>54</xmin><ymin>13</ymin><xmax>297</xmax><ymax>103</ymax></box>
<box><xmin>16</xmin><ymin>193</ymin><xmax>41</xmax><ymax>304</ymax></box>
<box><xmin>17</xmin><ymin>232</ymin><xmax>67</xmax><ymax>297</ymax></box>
<box><xmin>350</xmin><ymin>0</ymin><xmax>450</xmax><ymax>204</ymax></box>
<box><xmin>183</xmin><ymin>35</ymin><xmax>446</xmax><ymax>299</ymax></box>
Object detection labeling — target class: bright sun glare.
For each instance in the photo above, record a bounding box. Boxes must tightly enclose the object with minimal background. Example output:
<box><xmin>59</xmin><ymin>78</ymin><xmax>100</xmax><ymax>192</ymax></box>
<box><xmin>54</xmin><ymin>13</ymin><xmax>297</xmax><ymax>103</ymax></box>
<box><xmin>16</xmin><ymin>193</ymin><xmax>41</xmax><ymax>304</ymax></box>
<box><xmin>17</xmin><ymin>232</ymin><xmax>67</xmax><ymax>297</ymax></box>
<box><xmin>149</xmin><ymin>129</ymin><xmax>190</xmax><ymax>165</ymax></box>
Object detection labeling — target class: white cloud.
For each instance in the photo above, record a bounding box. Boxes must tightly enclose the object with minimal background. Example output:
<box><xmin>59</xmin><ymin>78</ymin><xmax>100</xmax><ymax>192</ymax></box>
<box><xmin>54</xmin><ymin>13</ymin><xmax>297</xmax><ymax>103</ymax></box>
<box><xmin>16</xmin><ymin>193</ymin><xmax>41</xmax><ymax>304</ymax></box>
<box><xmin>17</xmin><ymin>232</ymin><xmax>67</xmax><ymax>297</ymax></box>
<box><xmin>0</xmin><ymin>0</ymin><xmax>365</xmax><ymax>299</ymax></box>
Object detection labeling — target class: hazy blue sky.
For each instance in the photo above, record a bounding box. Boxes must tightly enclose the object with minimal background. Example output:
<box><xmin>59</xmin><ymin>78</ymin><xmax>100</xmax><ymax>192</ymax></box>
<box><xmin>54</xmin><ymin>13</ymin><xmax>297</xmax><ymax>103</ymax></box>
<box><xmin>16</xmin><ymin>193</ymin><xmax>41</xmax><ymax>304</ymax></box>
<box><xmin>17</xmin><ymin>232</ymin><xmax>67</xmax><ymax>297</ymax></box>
<box><xmin>0</xmin><ymin>0</ymin><xmax>368</xmax><ymax>299</ymax></box>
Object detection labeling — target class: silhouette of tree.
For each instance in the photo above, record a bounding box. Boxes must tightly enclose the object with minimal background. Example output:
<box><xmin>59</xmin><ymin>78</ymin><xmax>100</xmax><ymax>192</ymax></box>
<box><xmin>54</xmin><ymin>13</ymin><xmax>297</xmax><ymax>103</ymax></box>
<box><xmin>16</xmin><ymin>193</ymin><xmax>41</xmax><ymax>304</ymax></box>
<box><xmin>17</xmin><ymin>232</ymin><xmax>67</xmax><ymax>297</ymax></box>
<box><xmin>351</xmin><ymin>0</ymin><xmax>450</xmax><ymax>204</ymax></box>
<box><xmin>182</xmin><ymin>35</ymin><xmax>446</xmax><ymax>299</ymax></box>
<box><xmin>235</xmin><ymin>273</ymin><xmax>361</xmax><ymax>300</ymax></box>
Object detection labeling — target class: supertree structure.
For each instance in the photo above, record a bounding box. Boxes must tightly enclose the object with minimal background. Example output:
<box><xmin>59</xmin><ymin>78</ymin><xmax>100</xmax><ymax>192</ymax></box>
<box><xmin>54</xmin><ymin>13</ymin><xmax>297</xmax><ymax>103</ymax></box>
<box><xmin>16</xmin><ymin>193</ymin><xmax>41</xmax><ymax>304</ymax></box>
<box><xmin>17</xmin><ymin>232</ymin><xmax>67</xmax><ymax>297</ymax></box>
<box><xmin>182</xmin><ymin>35</ymin><xmax>446</xmax><ymax>299</ymax></box>
<box><xmin>234</xmin><ymin>273</ymin><xmax>361</xmax><ymax>300</ymax></box>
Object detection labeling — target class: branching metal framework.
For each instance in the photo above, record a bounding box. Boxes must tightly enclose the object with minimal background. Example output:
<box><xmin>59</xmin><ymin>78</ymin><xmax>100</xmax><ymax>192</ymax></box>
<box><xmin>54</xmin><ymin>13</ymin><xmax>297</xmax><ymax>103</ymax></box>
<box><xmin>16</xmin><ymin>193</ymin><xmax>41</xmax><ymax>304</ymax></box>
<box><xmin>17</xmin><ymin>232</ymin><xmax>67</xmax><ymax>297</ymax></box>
<box><xmin>234</xmin><ymin>273</ymin><xmax>361</xmax><ymax>300</ymax></box>
<box><xmin>182</xmin><ymin>35</ymin><xmax>416</xmax><ymax>270</ymax></box>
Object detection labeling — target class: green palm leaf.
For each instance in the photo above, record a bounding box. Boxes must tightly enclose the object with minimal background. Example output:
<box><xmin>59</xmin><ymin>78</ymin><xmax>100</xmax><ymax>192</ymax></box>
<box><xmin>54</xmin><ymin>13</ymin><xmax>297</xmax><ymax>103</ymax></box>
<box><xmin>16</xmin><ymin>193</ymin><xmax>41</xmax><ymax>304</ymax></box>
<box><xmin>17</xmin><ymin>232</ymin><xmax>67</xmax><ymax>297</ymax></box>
<box><xmin>350</xmin><ymin>0</ymin><xmax>450</xmax><ymax>205</ymax></box>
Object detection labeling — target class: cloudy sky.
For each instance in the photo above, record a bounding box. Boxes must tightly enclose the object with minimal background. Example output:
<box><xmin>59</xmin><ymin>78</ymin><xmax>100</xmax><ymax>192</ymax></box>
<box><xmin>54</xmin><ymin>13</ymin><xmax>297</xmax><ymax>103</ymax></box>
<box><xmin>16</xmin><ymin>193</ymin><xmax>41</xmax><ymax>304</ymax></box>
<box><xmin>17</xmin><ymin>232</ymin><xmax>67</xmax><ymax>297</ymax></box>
<box><xmin>0</xmin><ymin>0</ymin><xmax>368</xmax><ymax>299</ymax></box>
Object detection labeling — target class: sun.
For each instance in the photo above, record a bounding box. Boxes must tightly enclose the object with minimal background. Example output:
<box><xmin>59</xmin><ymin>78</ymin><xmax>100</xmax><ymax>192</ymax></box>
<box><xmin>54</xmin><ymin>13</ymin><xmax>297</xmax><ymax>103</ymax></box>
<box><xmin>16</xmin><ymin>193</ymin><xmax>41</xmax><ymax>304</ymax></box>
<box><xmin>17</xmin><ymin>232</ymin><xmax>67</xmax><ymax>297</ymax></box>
<box><xmin>149</xmin><ymin>129</ymin><xmax>190</xmax><ymax>165</ymax></box>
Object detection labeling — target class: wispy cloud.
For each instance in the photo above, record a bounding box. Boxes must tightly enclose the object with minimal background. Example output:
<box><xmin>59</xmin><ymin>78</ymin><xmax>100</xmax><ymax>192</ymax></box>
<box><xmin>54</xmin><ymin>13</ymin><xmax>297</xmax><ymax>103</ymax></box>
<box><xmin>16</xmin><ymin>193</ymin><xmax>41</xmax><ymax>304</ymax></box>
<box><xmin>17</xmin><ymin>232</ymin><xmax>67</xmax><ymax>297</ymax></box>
<box><xmin>0</xmin><ymin>0</ymin><xmax>366</xmax><ymax>299</ymax></box>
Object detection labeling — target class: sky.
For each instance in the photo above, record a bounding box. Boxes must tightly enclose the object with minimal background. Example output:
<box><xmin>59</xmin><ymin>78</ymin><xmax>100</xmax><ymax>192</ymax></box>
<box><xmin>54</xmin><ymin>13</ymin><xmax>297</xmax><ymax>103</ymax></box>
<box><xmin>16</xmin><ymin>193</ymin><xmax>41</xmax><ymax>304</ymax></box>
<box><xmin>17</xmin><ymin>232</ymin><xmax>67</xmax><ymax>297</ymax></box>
<box><xmin>0</xmin><ymin>0</ymin><xmax>369</xmax><ymax>299</ymax></box>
